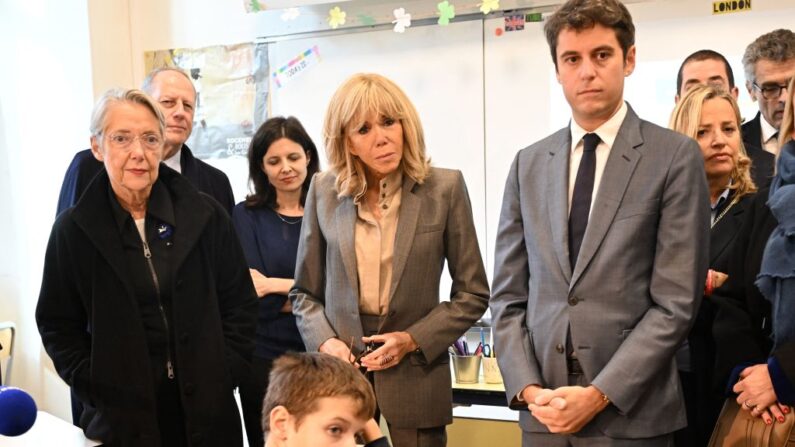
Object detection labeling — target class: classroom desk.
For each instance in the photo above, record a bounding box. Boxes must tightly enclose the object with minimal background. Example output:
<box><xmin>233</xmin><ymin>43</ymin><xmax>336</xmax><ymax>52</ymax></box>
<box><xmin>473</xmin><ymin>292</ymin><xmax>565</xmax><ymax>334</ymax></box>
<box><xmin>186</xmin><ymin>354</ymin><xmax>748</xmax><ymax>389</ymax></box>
<box><xmin>0</xmin><ymin>411</ymin><xmax>100</xmax><ymax>446</ymax></box>
<box><xmin>451</xmin><ymin>371</ymin><xmax>507</xmax><ymax>407</ymax></box>
<box><xmin>451</xmin><ymin>370</ymin><xmax>519</xmax><ymax>422</ymax></box>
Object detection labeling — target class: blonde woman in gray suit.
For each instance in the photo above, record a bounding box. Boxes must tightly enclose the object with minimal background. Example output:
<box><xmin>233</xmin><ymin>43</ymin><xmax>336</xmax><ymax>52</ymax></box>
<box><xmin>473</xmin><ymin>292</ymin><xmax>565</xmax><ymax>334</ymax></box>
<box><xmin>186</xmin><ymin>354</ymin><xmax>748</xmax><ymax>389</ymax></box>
<box><xmin>290</xmin><ymin>73</ymin><xmax>490</xmax><ymax>447</ymax></box>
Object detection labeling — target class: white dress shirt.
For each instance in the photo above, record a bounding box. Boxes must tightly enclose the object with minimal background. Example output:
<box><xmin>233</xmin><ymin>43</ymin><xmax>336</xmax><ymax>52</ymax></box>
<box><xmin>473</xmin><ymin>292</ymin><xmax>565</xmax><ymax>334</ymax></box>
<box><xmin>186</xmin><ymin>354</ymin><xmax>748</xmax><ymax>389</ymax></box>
<box><xmin>760</xmin><ymin>115</ymin><xmax>779</xmax><ymax>155</ymax></box>
<box><xmin>163</xmin><ymin>148</ymin><xmax>182</xmax><ymax>173</ymax></box>
<box><xmin>568</xmin><ymin>101</ymin><xmax>629</xmax><ymax>216</ymax></box>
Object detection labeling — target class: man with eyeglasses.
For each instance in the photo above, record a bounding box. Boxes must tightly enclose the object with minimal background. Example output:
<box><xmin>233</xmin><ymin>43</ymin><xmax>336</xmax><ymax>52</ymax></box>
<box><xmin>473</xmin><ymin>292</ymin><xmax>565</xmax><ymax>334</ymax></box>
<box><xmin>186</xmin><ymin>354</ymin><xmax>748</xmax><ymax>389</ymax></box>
<box><xmin>675</xmin><ymin>49</ymin><xmax>774</xmax><ymax>187</ymax></box>
<box><xmin>55</xmin><ymin>68</ymin><xmax>236</xmax><ymax>427</ymax></box>
<box><xmin>57</xmin><ymin>68</ymin><xmax>235</xmax><ymax>217</ymax></box>
<box><xmin>742</xmin><ymin>29</ymin><xmax>795</xmax><ymax>156</ymax></box>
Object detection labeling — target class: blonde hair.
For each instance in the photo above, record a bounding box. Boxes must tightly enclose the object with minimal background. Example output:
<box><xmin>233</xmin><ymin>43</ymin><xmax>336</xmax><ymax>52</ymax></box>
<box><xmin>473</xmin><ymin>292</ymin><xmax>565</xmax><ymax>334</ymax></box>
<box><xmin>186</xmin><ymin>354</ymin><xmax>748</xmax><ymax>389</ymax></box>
<box><xmin>669</xmin><ymin>84</ymin><xmax>756</xmax><ymax>199</ymax></box>
<box><xmin>322</xmin><ymin>73</ymin><xmax>430</xmax><ymax>200</ymax></box>
<box><xmin>778</xmin><ymin>75</ymin><xmax>795</xmax><ymax>151</ymax></box>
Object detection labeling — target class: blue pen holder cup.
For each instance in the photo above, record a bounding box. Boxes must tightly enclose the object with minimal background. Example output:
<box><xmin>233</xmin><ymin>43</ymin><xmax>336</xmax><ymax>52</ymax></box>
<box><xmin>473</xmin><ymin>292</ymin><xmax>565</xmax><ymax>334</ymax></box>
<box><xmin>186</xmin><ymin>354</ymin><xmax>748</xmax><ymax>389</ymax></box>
<box><xmin>452</xmin><ymin>355</ymin><xmax>482</xmax><ymax>384</ymax></box>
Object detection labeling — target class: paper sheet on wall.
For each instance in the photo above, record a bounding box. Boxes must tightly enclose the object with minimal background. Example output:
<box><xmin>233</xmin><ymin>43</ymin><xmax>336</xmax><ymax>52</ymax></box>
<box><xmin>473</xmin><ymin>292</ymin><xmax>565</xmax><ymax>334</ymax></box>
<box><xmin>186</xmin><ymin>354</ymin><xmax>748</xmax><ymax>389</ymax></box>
<box><xmin>144</xmin><ymin>42</ymin><xmax>269</xmax><ymax>160</ymax></box>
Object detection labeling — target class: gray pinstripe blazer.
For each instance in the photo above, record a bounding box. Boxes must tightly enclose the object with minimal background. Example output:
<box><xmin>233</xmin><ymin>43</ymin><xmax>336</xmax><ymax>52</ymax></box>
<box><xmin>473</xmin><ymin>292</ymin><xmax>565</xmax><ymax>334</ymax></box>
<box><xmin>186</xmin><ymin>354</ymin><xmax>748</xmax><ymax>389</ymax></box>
<box><xmin>290</xmin><ymin>167</ymin><xmax>490</xmax><ymax>428</ymax></box>
<box><xmin>490</xmin><ymin>106</ymin><xmax>711</xmax><ymax>438</ymax></box>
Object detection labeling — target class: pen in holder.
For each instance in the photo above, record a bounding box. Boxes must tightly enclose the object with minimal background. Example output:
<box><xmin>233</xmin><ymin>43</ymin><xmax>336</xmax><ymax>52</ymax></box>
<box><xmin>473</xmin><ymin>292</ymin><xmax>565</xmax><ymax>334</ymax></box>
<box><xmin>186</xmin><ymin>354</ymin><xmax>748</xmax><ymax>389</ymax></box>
<box><xmin>451</xmin><ymin>354</ymin><xmax>482</xmax><ymax>384</ymax></box>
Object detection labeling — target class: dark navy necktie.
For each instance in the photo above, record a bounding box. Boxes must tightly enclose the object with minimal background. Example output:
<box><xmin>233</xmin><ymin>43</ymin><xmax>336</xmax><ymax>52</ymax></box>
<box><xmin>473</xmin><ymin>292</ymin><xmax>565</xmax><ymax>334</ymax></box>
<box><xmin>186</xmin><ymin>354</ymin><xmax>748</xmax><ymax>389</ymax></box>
<box><xmin>568</xmin><ymin>133</ymin><xmax>600</xmax><ymax>269</ymax></box>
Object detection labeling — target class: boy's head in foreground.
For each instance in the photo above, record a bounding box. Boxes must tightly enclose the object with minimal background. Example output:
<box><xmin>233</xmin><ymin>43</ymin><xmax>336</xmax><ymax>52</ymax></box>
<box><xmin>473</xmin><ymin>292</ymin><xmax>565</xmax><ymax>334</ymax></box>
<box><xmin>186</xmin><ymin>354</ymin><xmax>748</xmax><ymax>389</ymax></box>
<box><xmin>262</xmin><ymin>352</ymin><xmax>377</xmax><ymax>447</ymax></box>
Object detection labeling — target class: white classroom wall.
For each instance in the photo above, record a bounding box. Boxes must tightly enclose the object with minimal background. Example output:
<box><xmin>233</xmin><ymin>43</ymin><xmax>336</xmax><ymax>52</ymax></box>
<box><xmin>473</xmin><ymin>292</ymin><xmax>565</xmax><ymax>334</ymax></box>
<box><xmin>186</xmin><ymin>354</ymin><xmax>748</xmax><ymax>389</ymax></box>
<box><xmin>0</xmin><ymin>0</ymin><xmax>95</xmax><ymax>420</ymax></box>
<box><xmin>4</xmin><ymin>0</ymin><xmax>795</xmax><ymax>425</ymax></box>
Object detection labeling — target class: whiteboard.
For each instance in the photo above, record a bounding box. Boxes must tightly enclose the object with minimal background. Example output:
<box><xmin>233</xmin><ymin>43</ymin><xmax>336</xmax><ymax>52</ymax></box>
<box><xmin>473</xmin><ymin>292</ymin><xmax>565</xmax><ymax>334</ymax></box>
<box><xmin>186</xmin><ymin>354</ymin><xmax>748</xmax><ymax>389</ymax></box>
<box><xmin>269</xmin><ymin>20</ymin><xmax>487</xmax><ymax>299</ymax></box>
<box><xmin>266</xmin><ymin>0</ymin><xmax>795</xmax><ymax>295</ymax></box>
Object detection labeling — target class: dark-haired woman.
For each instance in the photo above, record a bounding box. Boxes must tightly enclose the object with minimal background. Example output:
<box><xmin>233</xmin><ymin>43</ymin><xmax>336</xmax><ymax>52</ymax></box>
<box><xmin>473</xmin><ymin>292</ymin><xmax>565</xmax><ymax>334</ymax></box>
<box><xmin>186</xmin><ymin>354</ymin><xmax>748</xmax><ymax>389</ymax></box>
<box><xmin>232</xmin><ymin>116</ymin><xmax>320</xmax><ymax>447</ymax></box>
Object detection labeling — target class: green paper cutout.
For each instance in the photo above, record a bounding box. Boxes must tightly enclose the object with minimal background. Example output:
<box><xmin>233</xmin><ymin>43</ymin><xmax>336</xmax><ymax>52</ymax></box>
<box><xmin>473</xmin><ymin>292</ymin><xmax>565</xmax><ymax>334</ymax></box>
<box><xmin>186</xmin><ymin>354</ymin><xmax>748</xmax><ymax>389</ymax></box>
<box><xmin>358</xmin><ymin>14</ymin><xmax>376</xmax><ymax>26</ymax></box>
<box><xmin>437</xmin><ymin>1</ymin><xmax>455</xmax><ymax>26</ymax></box>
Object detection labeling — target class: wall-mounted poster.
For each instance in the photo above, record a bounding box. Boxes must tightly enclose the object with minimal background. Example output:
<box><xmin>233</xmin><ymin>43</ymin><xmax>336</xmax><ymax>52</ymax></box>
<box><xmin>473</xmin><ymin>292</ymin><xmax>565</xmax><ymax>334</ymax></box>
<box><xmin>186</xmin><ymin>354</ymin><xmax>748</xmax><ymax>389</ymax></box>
<box><xmin>144</xmin><ymin>42</ymin><xmax>269</xmax><ymax>160</ymax></box>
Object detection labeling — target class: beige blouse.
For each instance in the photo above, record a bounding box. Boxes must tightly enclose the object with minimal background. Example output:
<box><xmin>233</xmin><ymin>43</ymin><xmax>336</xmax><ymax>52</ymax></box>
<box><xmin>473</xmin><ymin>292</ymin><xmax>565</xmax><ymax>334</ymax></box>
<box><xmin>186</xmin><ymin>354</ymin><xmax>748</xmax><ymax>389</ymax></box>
<box><xmin>354</xmin><ymin>170</ymin><xmax>403</xmax><ymax>316</ymax></box>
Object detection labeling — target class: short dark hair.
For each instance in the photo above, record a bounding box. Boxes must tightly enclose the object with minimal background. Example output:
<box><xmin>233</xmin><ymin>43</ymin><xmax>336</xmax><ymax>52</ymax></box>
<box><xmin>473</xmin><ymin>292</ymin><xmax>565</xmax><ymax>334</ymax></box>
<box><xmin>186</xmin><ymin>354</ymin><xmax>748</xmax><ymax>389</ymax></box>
<box><xmin>261</xmin><ymin>353</ymin><xmax>376</xmax><ymax>432</ymax></box>
<box><xmin>676</xmin><ymin>49</ymin><xmax>735</xmax><ymax>94</ymax></box>
<box><xmin>543</xmin><ymin>0</ymin><xmax>635</xmax><ymax>70</ymax></box>
<box><xmin>244</xmin><ymin>116</ymin><xmax>320</xmax><ymax>209</ymax></box>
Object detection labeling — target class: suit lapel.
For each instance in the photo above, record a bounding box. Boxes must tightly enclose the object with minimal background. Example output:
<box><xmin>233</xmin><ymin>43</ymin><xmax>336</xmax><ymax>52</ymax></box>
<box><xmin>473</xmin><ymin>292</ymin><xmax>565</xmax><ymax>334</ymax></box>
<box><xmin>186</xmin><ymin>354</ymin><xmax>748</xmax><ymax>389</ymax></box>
<box><xmin>547</xmin><ymin>130</ymin><xmax>573</xmax><ymax>283</ymax></box>
<box><xmin>710</xmin><ymin>197</ymin><xmax>744</xmax><ymax>265</ymax></box>
<box><xmin>388</xmin><ymin>178</ymin><xmax>421</xmax><ymax>302</ymax></box>
<box><xmin>336</xmin><ymin>197</ymin><xmax>360</xmax><ymax>298</ymax></box>
<box><xmin>570</xmin><ymin>108</ymin><xmax>642</xmax><ymax>289</ymax></box>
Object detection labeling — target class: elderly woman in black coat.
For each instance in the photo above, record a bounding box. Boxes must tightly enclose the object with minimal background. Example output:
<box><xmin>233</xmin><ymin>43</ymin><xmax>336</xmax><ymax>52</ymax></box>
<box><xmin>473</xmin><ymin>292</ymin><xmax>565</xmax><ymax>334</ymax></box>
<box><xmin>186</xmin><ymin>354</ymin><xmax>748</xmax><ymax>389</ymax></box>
<box><xmin>36</xmin><ymin>88</ymin><xmax>257</xmax><ymax>446</ymax></box>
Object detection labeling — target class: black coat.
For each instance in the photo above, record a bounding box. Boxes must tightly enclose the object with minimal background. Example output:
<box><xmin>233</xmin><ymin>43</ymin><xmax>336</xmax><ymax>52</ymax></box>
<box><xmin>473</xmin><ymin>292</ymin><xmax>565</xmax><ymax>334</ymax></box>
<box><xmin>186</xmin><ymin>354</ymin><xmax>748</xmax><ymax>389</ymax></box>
<box><xmin>680</xmin><ymin>191</ymin><xmax>755</xmax><ymax>444</ymax></box>
<box><xmin>56</xmin><ymin>145</ymin><xmax>235</xmax><ymax>216</ymax></box>
<box><xmin>37</xmin><ymin>166</ymin><xmax>257</xmax><ymax>446</ymax></box>
<box><xmin>741</xmin><ymin>113</ymin><xmax>776</xmax><ymax>188</ymax></box>
<box><xmin>712</xmin><ymin>187</ymin><xmax>795</xmax><ymax>390</ymax></box>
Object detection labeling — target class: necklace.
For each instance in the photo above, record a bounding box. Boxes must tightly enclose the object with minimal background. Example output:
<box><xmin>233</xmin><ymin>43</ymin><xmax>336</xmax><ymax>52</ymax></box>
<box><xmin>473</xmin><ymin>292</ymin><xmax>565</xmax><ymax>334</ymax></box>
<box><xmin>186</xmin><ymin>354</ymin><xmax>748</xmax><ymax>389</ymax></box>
<box><xmin>276</xmin><ymin>212</ymin><xmax>303</xmax><ymax>225</ymax></box>
<box><xmin>711</xmin><ymin>195</ymin><xmax>740</xmax><ymax>228</ymax></box>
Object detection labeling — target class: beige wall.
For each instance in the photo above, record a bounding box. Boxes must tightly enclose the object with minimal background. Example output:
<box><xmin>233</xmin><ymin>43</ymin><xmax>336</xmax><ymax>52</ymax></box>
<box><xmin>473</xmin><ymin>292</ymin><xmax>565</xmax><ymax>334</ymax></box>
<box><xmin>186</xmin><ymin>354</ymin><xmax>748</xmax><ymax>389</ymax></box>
<box><xmin>87</xmin><ymin>0</ymin><xmax>134</xmax><ymax>99</ymax></box>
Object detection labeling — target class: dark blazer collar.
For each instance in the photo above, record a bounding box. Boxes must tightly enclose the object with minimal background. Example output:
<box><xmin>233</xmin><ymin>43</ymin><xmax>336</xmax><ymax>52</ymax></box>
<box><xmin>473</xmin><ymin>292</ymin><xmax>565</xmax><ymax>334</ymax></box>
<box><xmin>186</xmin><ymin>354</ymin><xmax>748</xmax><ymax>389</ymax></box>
<box><xmin>710</xmin><ymin>190</ymin><xmax>747</xmax><ymax>265</ymax></box>
<box><xmin>72</xmin><ymin>164</ymin><xmax>213</xmax><ymax>277</ymax></box>
<box><xmin>107</xmin><ymin>179</ymin><xmax>176</xmax><ymax>234</ymax></box>
<box><xmin>179</xmin><ymin>144</ymin><xmax>199</xmax><ymax>183</ymax></box>
<box><xmin>742</xmin><ymin>113</ymin><xmax>763</xmax><ymax>150</ymax></box>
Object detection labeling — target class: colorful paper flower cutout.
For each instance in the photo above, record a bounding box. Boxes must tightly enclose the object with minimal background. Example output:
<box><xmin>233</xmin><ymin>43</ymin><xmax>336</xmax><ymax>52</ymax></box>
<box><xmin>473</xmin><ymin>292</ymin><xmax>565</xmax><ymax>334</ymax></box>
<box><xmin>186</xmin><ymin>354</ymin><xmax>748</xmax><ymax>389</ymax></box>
<box><xmin>281</xmin><ymin>7</ymin><xmax>300</xmax><ymax>21</ymax></box>
<box><xmin>358</xmin><ymin>14</ymin><xmax>376</xmax><ymax>26</ymax></box>
<box><xmin>480</xmin><ymin>0</ymin><xmax>499</xmax><ymax>14</ymax></box>
<box><xmin>328</xmin><ymin>6</ymin><xmax>346</xmax><ymax>29</ymax></box>
<box><xmin>437</xmin><ymin>1</ymin><xmax>455</xmax><ymax>26</ymax></box>
<box><xmin>392</xmin><ymin>8</ymin><xmax>412</xmax><ymax>33</ymax></box>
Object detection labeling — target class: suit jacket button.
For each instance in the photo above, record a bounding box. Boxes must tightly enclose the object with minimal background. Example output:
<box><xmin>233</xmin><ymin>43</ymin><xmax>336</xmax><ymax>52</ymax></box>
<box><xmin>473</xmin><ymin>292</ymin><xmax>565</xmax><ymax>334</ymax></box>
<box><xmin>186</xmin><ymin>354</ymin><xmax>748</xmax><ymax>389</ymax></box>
<box><xmin>568</xmin><ymin>296</ymin><xmax>579</xmax><ymax>306</ymax></box>
<box><xmin>184</xmin><ymin>383</ymin><xmax>195</xmax><ymax>395</ymax></box>
<box><xmin>556</xmin><ymin>344</ymin><xmax>565</xmax><ymax>354</ymax></box>
<box><xmin>180</xmin><ymin>332</ymin><xmax>189</xmax><ymax>344</ymax></box>
<box><xmin>191</xmin><ymin>432</ymin><xmax>204</xmax><ymax>444</ymax></box>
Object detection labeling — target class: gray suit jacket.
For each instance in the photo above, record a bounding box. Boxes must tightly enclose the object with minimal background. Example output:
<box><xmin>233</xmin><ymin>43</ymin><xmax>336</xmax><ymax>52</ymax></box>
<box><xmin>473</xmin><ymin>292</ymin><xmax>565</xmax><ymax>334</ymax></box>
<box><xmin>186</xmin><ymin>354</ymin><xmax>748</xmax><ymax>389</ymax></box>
<box><xmin>490</xmin><ymin>106</ymin><xmax>710</xmax><ymax>438</ymax></box>
<box><xmin>290</xmin><ymin>167</ymin><xmax>490</xmax><ymax>428</ymax></box>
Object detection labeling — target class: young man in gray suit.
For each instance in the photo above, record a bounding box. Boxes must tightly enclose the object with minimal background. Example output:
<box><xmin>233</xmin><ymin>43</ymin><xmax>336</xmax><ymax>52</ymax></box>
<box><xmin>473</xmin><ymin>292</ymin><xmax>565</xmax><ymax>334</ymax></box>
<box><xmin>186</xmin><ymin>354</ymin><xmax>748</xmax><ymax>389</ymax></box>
<box><xmin>490</xmin><ymin>0</ymin><xmax>710</xmax><ymax>445</ymax></box>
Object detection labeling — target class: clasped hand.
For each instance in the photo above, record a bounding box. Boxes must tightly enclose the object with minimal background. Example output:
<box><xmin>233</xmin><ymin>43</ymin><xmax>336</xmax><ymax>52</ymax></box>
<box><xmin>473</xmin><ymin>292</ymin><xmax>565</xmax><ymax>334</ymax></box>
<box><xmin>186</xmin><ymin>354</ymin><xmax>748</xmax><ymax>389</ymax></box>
<box><xmin>359</xmin><ymin>332</ymin><xmax>418</xmax><ymax>371</ymax></box>
<box><xmin>318</xmin><ymin>332</ymin><xmax>418</xmax><ymax>372</ymax></box>
<box><xmin>734</xmin><ymin>364</ymin><xmax>790</xmax><ymax>424</ymax></box>
<box><xmin>525</xmin><ymin>385</ymin><xmax>608</xmax><ymax>434</ymax></box>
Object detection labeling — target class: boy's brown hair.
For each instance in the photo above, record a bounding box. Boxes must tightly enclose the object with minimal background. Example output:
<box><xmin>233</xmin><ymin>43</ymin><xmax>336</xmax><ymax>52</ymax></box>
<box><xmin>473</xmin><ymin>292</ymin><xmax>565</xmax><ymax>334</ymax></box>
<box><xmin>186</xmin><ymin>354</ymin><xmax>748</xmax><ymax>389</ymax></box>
<box><xmin>543</xmin><ymin>0</ymin><xmax>635</xmax><ymax>70</ymax></box>
<box><xmin>261</xmin><ymin>352</ymin><xmax>377</xmax><ymax>432</ymax></box>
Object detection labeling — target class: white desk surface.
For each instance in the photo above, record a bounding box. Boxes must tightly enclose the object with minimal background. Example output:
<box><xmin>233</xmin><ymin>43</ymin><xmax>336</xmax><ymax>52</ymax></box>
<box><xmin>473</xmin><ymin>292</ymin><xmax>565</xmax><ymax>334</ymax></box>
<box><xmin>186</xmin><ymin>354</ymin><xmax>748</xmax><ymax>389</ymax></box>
<box><xmin>0</xmin><ymin>411</ymin><xmax>100</xmax><ymax>446</ymax></box>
